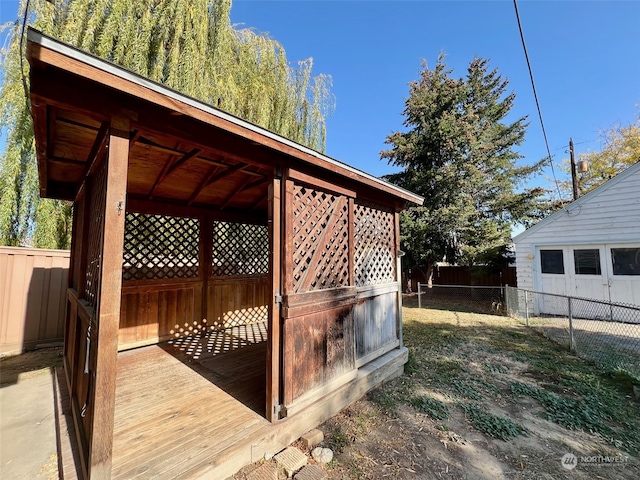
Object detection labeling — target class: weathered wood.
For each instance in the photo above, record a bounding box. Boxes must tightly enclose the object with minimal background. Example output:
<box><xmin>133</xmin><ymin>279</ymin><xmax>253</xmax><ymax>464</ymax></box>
<box><xmin>283</xmin><ymin>304</ymin><xmax>355</xmax><ymax>405</ymax></box>
<box><xmin>283</xmin><ymin>287</ymin><xmax>357</xmax><ymax>318</ymax></box>
<box><xmin>267</xmin><ymin>178</ymin><xmax>281</xmax><ymax>422</ymax></box>
<box><xmin>287</xmin><ymin>169</ymin><xmax>356</xmax><ymax>198</ymax></box>
<box><xmin>354</xmin><ymin>291</ymin><xmax>397</xmax><ymax>362</ymax></box>
<box><xmin>283</xmin><ymin>178</ymin><xmax>295</xmax><ymax>296</ymax></box>
<box><xmin>88</xmin><ymin>118</ymin><xmax>130</xmax><ymax>479</ymax></box>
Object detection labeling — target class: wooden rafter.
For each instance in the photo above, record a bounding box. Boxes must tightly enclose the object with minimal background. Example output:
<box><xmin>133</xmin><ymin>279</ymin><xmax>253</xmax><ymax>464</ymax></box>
<box><xmin>147</xmin><ymin>146</ymin><xmax>200</xmax><ymax>200</ymax></box>
<box><xmin>30</xmin><ymin>100</ymin><xmax>48</xmax><ymax>196</ymax></box>
<box><xmin>129</xmin><ymin>129</ymin><xmax>141</xmax><ymax>151</ymax></box>
<box><xmin>219</xmin><ymin>176</ymin><xmax>254</xmax><ymax>210</ymax></box>
<box><xmin>75</xmin><ymin>121</ymin><xmax>109</xmax><ymax>201</ymax></box>
<box><xmin>166</xmin><ymin>147</ymin><xmax>201</xmax><ymax>177</ymax></box>
<box><xmin>46</xmin><ymin>106</ymin><xmax>57</xmax><ymax>159</ymax></box>
<box><xmin>249</xmin><ymin>192</ymin><xmax>269</xmax><ymax>211</ymax></box>
<box><xmin>220</xmin><ymin>176</ymin><xmax>270</xmax><ymax>210</ymax></box>
<box><xmin>187</xmin><ymin>162</ymin><xmax>248</xmax><ymax>206</ymax></box>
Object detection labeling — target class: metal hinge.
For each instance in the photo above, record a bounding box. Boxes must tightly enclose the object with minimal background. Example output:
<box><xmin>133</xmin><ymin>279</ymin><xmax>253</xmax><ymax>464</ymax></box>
<box><xmin>274</xmin><ymin>403</ymin><xmax>287</xmax><ymax>419</ymax></box>
<box><xmin>274</xmin><ymin>292</ymin><xmax>283</xmax><ymax>304</ymax></box>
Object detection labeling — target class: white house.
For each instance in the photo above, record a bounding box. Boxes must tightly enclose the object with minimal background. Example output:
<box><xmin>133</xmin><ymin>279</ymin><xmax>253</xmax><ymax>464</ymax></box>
<box><xmin>513</xmin><ymin>161</ymin><xmax>640</xmax><ymax>309</ymax></box>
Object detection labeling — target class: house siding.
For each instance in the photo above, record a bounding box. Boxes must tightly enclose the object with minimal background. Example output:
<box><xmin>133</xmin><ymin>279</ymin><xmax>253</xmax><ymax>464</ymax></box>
<box><xmin>514</xmin><ymin>163</ymin><xmax>640</xmax><ymax>295</ymax></box>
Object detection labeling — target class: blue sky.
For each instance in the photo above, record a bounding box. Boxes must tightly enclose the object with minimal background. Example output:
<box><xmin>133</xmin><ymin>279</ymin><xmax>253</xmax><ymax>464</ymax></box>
<box><xmin>2</xmin><ymin>0</ymin><xmax>639</xmax><ymax>201</ymax></box>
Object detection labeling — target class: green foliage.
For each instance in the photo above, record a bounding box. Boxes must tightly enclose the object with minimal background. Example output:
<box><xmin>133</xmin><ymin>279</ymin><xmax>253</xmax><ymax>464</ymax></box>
<box><xmin>459</xmin><ymin>402</ymin><xmax>527</xmax><ymax>441</ymax></box>
<box><xmin>510</xmin><ymin>381</ymin><xmax>639</xmax><ymax>451</ymax></box>
<box><xmin>382</xmin><ymin>55</ymin><xmax>550</xmax><ymax>273</ymax></box>
<box><xmin>0</xmin><ymin>0</ymin><xmax>333</xmax><ymax>248</ymax></box>
<box><xmin>327</xmin><ymin>426</ymin><xmax>350</xmax><ymax>454</ymax></box>
<box><xmin>409</xmin><ymin>395</ymin><xmax>449</xmax><ymax>420</ymax></box>
<box><xmin>562</xmin><ymin>114</ymin><xmax>640</xmax><ymax>196</ymax></box>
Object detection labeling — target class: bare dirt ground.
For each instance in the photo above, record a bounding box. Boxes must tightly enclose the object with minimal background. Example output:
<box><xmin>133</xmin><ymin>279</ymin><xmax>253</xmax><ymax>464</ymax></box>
<box><xmin>0</xmin><ymin>347</ymin><xmax>63</xmax><ymax>386</ymax></box>
<box><xmin>239</xmin><ymin>297</ymin><xmax>639</xmax><ymax>479</ymax></box>
<box><xmin>311</xmin><ymin>297</ymin><xmax>640</xmax><ymax>480</ymax></box>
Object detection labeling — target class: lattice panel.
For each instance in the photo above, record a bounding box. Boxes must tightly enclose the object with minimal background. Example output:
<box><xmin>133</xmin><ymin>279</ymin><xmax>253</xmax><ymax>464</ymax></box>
<box><xmin>292</xmin><ymin>185</ymin><xmax>349</xmax><ymax>292</ymax></box>
<box><xmin>84</xmin><ymin>158</ymin><xmax>107</xmax><ymax>307</ymax></box>
<box><xmin>354</xmin><ymin>201</ymin><xmax>396</xmax><ymax>286</ymax></box>
<box><xmin>211</xmin><ymin>222</ymin><xmax>269</xmax><ymax>276</ymax></box>
<box><xmin>123</xmin><ymin>213</ymin><xmax>200</xmax><ymax>280</ymax></box>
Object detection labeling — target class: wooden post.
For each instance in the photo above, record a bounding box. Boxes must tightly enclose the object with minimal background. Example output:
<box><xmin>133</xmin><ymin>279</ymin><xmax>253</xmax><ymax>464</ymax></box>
<box><xmin>88</xmin><ymin>117</ymin><xmax>129</xmax><ymax>479</ymax></box>
<box><xmin>394</xmin><ymin>211</ymin><xmax>403</xmax><ymax>347</ymax></box>
<box><xmin>267</xmin><ymin>177</ymin><xmax>282</xmax><ymax>422</ymax></box>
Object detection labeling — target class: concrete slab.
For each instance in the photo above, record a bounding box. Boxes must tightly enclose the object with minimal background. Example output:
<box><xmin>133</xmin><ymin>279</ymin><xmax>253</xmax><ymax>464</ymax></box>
<box><xmin>0</xmin><ymin>368</ymin><xmax>58</xmax><ymax>480</ymax></box>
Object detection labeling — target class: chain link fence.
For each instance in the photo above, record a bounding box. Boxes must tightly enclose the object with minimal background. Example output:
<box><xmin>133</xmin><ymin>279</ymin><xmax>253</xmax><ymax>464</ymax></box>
<box><xmin>504</xmin><ymin>285</ymin><xmax>640</xmax><ymax>378</ymax></box>
<box><xmin>416</xmin><ymin>283</ymin><xmax>505</xmax><ymax>315</ymax></box>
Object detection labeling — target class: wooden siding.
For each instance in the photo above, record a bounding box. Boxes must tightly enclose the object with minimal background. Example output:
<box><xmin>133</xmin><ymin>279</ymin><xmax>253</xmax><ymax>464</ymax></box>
<box><xmin>283</xmin><ymin>301</ymin><xmax>355</xmax><ymax>406</ymax></box>
<box><xmin>515</xmin><ymin>164</ymin><xmax>640</xmax><ymax>291</ymax></box>
<box><xmin>0</xmin><ymin>247</ymin><xmax>69</xmax><ymax>355</ymax></box>
<box><xmin>118</xmin><ymin>275</ymin><xmax>268</xmax><ymax>350</ymax></box>
<box><xmin>354</xmin><ymin>286</ymin><xmax>398</xmax><ymax>367</ymax></box>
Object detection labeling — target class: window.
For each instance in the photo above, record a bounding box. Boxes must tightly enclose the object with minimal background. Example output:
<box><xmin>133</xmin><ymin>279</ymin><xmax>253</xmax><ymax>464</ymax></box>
<box><xmin>611</xmin><ymin>248</ymin><xmax>640</xmax><ymax>276</ymax></box>
<box><xmin>573</xmin><ymin>249</ymin><xmax>601</xmax><ymax>275</ymax></box>
<box><xmin>540</xmin><ymin>249</ymin><xmax>564</xmax><ymax>274</ymax></box>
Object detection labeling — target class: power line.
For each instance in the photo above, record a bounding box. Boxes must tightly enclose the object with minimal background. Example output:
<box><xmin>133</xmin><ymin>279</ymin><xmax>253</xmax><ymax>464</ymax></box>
<box><xmin>513</xmin><ymin>0</ymin><xmax>563</xmax><ymax>201</ymax></box>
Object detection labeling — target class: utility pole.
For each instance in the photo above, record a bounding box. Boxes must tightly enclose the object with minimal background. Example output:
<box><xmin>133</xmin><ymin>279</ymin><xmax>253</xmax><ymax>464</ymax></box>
<box><xmin>569</xmin><ymin>138</ymin><xmax>579</xmax><ymax>200</ymax></box>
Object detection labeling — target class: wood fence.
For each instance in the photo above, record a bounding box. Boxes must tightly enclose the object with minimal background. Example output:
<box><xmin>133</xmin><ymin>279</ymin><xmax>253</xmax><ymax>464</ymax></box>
<box><xmin>0</xmin><ymin>246</ymin><xmax>69</xmax><ymax>355</ymax></box>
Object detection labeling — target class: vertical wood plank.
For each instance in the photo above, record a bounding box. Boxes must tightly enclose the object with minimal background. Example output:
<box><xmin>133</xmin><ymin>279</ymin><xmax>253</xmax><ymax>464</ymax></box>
<box><xmin>88</xmin><ymin>118</ymin><xmax>129</xmax><ymax>480</ymax></box>
<box><xmin>394</xmin><ymin>211</ymin><xmax>403</xmax><ymax>346</ymax></box>
<box><xmin>348</xmin><ymin>197</ymin><xmax>355</xmax><ymax>287</ymax></box>
<box><xmin>267</xmin><ymin>177</ymin><xmax>281</xmax><ymax>421</ymax></box>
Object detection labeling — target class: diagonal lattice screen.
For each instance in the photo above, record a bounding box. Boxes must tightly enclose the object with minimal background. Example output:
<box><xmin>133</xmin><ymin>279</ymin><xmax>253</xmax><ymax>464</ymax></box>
<box><xmin>84</xmin><ymin>158</ymin><xmax>108</xmax><ymax>307</ymax></box>
<box><xmin>122</xmin><ymin>213</ymin><xmax>200</xmax><ymax>281</ymax></box>
<box><xmin>211</xmin><ymin>221</ymin><xmax>269</xmax><ymax>276</ymax></box>
<box><xmin>354</xmin><ymin>200</ymin><xmax>396</xmax><ymax>286</ymax></box>
<box><xmin>292</xmin><ymin>185</ymin><xmax>349</xmax><ymax>292</ymax></box>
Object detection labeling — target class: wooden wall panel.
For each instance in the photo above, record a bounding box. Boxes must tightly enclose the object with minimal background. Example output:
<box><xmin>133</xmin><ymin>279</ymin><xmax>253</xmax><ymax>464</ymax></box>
<box><xmin>118</xmin><ymin>276</ymin><xmax>267</xmax><ymax>349</ymax></box>
<box><xmin>354</xmin><ymin>291</ymin><xmax>398</xmax><ymax>363</ymax></box>
<box><xmin>0</xmin><ymin>246</ymin><xmax>70</xmax><ymax>355</ymax></box>
<box><xmin>118</xmin><ymin>283</ymin><xmax>203</xmax><ymax>349</ymax></box>
<box><xmin>283</xmin><ymin>304</ymin><xmax>355</xmax><ymax>405</ymax></box>
<box><xmin>207</xmin><ymin>275</ymin><xmax>269</xmax><ymax>330</ymax></box>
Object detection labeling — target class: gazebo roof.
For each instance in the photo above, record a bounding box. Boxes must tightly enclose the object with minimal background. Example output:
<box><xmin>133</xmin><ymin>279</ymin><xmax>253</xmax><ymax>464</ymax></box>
<box><xmin>26</xmin><ymin>28</ymin><xmax>422</xmax><ymax>213</ymax></box>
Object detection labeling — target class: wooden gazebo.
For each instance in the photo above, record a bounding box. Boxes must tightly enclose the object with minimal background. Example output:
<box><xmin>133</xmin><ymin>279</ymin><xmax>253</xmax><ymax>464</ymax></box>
<box><xmin>27</xmin><ymin>29</ymin><xmax>423</xmax><ymax>479</ymax></box>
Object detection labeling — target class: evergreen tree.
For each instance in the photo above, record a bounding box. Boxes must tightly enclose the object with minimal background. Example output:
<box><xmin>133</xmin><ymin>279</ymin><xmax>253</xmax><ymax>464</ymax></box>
<box><xmin>0</xmin><ymin>0</ymin><xmax>333</xmax><ymax>248</ymax></box>
<box><xmin>382</xmin><ymin>56</ymin><xmax>548</xmax><ymax>284</ymax></box>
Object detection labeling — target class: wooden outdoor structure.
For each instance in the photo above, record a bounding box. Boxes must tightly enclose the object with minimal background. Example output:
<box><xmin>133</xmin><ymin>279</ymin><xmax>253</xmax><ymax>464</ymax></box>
<box><xmin>27</xmin><ymin>28</ymin><xmax>422</xmax><ymax>479</ymax></box>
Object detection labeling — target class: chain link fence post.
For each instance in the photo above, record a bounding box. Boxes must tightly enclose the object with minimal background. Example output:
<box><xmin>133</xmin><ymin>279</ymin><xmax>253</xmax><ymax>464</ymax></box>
<box><xmin>504</xmin><ymin>284</ymin><xmax>509</xmax><ymax>314</ymax></box>
<box><xmin>524</xmin><ymin>290</ymin><xmax>529</xmax><ymax>326</ymax></box>
<box><xmin>568</xmin><ymin>296</ymin><xmax>575</xmax><ymax>352</ymax></box>
<box><xmin>417</xmin><ymin>282</ymin><xmax>421</xmax><ymax>309</ymax></box>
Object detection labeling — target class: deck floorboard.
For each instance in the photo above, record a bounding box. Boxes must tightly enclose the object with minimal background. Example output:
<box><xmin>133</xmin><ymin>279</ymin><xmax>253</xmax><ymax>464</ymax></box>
<box><xmin>111</xmin><ymin>323</ymin><xmax>268</xmax><ymax>480</ymax></box>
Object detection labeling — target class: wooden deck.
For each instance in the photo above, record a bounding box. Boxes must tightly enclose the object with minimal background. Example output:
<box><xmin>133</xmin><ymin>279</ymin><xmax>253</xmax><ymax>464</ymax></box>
<box><xmin>111</xmin><ymin>322</ymin><xmax>269</xmax><ymax>479</ymax></box>
<box><xmin>58</xmin><ymin>321</ymin><xmax>407</xmax><ymax>479</ymax></box>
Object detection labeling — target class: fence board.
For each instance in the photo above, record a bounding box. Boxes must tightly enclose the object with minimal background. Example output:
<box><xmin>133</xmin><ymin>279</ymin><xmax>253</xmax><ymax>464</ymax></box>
<box><xmin>0</xmin><ymin>246</ymin><xmax>70</xmax><ymax>355</ymax></box>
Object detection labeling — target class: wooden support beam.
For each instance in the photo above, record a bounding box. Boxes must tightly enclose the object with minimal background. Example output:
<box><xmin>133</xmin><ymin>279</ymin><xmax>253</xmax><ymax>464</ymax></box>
<box><xmin>87</xmin><ymin>116</ymin><xmax>130</xmax><ymax>480</ymax></box>
<box><xmin>187</xmin><ymin>162</ymin><xmax>248</xmax><ymax>206</ymax></box>
<box><xmin>75</xmin><ymin>122</ymin><xmax>109</xmax><ymax>202</ymax></box>
<box><xmin>128</xmin><ymin>129</ymin><xmax>141</xmax><ymax>151</ymax></box>
<box><xmin>31</xmin><ymin>100</ymin><xmax>48</xmax><ymax>197</ymax></box>
<box><xmin>267</xmin><ymin>177</ymin><xmax>282</xmax><ymax>422</ymax></box>
<box><xmin>47</xmin><ymin>106</ymin><xmax>57</xmax><ymax>160</ymax></box>
<box><xmin>220</xmin><ymin>176</ymin><xmax>269</xmax><ymax>210</ymax></box>
<box><xmin>166</xmin><ymin>147</ymin><xmax>201</xmax><ymax>177</ymax></box>
<box><xmin>249</xmin><ymin>192</ymin><xmax>269</xmax><ymax>211</ymax></box>
<box><xmin>348</xmin><ymin>198</ymin><xmax>355</xmax><ymax>287</ymax></box>
<box><xmin>147</xmin><ymin>153</ymin><xmax>178</xmax><ymax>200</ymax></box>
<box><xmin>187</xmin><ymin>166</ymin><xmax>221</xmax><ymax>206</ymax></box>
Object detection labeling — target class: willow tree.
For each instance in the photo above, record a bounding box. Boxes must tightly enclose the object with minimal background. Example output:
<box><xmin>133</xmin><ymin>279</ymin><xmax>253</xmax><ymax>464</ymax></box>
<box><xmin>0</xmin><ymin>0</ymin><xmax>333</xmax><ymax>248</ymax></box>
